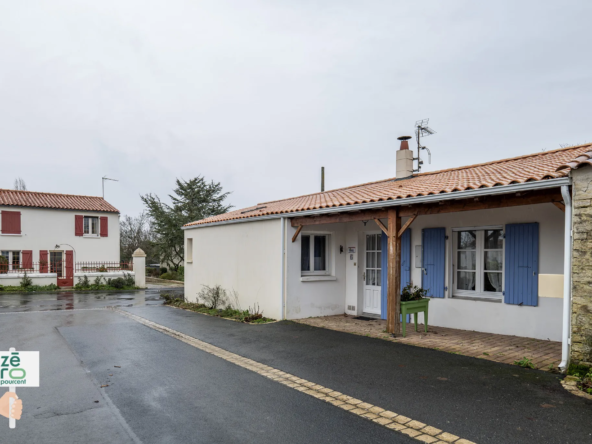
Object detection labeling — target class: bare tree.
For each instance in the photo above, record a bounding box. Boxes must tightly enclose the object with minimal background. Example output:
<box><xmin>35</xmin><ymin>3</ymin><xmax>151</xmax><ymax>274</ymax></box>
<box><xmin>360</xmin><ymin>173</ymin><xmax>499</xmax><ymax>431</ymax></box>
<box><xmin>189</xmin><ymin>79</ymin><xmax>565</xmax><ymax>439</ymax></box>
<box><xmin>120</xmin><ymin>212</ymin><xmax>157</xmax><ymax>263</ymax></box>
<box><xmin>14</xmin><ymin>178</ymin><xmax>27</xmax><ymax>191</ymax></box>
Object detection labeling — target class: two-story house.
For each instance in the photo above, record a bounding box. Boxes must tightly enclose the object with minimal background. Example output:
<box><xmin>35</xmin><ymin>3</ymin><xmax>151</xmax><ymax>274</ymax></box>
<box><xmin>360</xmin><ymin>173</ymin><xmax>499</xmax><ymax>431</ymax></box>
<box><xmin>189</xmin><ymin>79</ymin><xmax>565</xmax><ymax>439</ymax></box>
<box><xmin>0</xmin><ymin>189</ymin><xmax>120</xmax><ymax>286</ymax></box>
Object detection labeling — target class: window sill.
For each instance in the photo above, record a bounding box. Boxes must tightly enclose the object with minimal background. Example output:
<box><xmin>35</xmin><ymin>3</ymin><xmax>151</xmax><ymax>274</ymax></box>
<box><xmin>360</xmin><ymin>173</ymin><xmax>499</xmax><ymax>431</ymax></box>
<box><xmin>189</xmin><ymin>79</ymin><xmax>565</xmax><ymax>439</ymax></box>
<box><xmin>0</xmin><ymin>233</ymin><xmax>22</xmax><ymax>236</ymax></box>
<box><xmin>300</xmin><ymin>276</ymin><xmax>337</xmax><ymax>282</ymax></box>
<box><xmin>452</xmin><ymin>295</ymin><xmax>502</xmax><ymax>303</ymax></box>
<box><xmin>83</xmin><ymin>235</ymin><xmax>100</xmax><ymax>238</ymax></box>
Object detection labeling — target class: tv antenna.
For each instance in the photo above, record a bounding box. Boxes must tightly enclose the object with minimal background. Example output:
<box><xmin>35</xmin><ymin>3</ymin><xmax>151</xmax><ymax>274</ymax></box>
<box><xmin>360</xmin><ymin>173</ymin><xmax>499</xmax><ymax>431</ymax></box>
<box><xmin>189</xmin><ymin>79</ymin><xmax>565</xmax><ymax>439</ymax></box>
<box><xmin>414</xmin><ymin>119</ymin><xmax>436</xmax><ymax>173</ymax></box>
<box><xmin>102</xmin><ymin>176</ymin><xmax>118</xmax><ymax>198</ymax></box>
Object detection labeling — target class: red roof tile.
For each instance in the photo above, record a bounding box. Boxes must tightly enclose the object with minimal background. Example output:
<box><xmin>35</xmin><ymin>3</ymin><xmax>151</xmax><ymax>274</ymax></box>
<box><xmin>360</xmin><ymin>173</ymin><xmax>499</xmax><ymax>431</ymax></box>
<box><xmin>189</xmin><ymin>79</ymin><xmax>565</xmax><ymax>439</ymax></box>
<box><xmin>186</xmin><ymin>143</ymin><xmax>591</xmax><ymax>227</ymax></box>
<box><xmin>0</xmin><ymin>189</ymin><xmax>119</xmax><ymax>213</ymax></box>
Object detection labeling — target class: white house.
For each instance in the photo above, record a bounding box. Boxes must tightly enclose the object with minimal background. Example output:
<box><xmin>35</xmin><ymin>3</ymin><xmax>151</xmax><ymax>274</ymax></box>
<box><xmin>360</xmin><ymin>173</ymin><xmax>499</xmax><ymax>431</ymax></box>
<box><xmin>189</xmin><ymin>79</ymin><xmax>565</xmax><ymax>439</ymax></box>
<box><xmin>0</xmin><ymin>189</ymin><xmax>121</xmax><ymax>287</ymax></box>
<box><xmin>183</xmin><ymin>142</ymin><xmax>592</xmax><ymax>369</ymax></box>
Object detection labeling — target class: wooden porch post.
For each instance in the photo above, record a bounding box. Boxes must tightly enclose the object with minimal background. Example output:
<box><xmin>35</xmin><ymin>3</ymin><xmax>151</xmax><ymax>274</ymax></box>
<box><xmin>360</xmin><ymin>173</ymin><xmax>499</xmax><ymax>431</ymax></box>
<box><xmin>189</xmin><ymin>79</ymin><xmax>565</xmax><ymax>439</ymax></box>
<box><xmin>387</xmin><ymin>208</ymin><xmax>401</xmax><ymax>335</ymax></box>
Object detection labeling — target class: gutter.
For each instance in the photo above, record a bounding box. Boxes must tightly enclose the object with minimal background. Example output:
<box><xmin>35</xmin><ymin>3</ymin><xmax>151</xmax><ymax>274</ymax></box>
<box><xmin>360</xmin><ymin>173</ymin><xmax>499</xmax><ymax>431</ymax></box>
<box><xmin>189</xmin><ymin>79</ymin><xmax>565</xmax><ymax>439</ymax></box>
<box><xmin>182</xmin><ymin>177</ymin><xmax>570</xmax><ymax>230</ymax></box>
<box><xmin>559</xmin><ymin>184</ymin><xmax>573</xmax><ymax>371</ymax></box>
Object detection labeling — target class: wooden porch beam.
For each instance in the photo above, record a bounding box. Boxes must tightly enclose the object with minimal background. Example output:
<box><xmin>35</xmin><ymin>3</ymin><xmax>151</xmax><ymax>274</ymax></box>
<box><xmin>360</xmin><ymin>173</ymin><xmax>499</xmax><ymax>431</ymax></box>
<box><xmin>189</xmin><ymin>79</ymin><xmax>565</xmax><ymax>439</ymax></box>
<box><xmin>291</xmin><ymin>225</ymin><xmax>303</xmax><ymax>243</ymax></box>
<box><xmin>553</xmin><ymin>201</ymin><xmax>565</xmax><ymax>212</ymax></box>
<box><xmin>290</xmin><ymin>188</ymin><xmax>563</xmax><ymax>227</ymax></box>
<box><xmin>387</xmin><ymin>208</ymin><xmax>401</xmax><ymax>336</ymax></box>
<box><xmin>291</xmin><ymin>209</ymin><xmax>388</xmax><ymax>227</ymax></box>
<box><xmin>398</xmin><ymin>214</ymin><xmax>417</xmax><ymax>238</ymax></box>
<box><xmin>374</xmin><ymin>218</ymin><xmax>388</xmax><ymax>235</ymax></box>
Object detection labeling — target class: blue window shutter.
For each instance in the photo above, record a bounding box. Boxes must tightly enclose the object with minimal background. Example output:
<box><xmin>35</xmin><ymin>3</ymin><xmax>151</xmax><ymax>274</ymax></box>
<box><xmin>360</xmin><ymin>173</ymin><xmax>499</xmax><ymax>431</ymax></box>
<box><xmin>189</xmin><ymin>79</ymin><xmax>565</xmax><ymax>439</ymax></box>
<box><xmin>381</xmin><ymin>232</ymin><xmax>388</xmax><ymax>320</ymax></box>
<box><xmin>422</xmin><ymin>228</ymin><xmax>446</xmax><ymax>298</ymax></box>
<box><xmin>504</xmin><ymin>223</ymin><xmax>539</xmax><ymax>306</ymax></box>
<box><xmin>380</xmin><ymin>231</ymin><xmax>412</xmax><ymax>321</ymax></box>
<box><xmin>401</xmin><ymin>229</ymin><xmax>412</xmax><ymax>291</ymax></box>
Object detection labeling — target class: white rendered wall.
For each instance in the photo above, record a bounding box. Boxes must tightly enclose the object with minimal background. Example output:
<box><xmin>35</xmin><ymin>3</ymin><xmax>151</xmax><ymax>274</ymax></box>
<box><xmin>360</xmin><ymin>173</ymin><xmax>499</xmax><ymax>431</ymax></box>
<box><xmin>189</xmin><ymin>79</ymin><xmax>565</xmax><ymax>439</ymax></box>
<box><xmin>0</xmin><ymin>206</ymin><xmax>120</xmax><ymax>263</ymax></box>
<box><xmin>184</xmin><ymin>219</ymin><xmax>283</xmax><ymax>320</ymax></box>
<box><xmin>285</xmin><ymin>202</ymin><xmax>565</xmax><ymax>340</ymax></box>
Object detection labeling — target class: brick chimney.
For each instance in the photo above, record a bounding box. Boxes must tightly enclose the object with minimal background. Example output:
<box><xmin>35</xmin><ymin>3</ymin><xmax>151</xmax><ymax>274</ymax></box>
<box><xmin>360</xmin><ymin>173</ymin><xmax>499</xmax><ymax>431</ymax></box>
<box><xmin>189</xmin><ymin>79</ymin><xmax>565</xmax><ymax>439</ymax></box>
<box><xmin>396</xmin><ymin>136</ymin><xmax>414</xmax><ymax>178</ymax></box>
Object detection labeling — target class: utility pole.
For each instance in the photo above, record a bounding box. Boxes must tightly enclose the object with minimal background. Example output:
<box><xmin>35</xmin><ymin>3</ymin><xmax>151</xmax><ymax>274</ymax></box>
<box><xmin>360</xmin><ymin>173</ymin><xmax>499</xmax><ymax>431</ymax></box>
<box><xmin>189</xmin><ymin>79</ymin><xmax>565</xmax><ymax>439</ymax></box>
<box><xmin>321</xmin><ymin>167</ymin><xmax>325</xmax><ymax>192</ymax></box>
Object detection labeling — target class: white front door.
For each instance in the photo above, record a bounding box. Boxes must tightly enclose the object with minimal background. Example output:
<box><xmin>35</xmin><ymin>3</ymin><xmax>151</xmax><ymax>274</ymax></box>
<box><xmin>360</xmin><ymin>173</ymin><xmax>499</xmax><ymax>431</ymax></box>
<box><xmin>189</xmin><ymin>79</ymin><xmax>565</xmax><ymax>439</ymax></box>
<box><xmin>363</xmin><ymin>233</ymin><xmax>382</xmax><ymax>315</ymax></box>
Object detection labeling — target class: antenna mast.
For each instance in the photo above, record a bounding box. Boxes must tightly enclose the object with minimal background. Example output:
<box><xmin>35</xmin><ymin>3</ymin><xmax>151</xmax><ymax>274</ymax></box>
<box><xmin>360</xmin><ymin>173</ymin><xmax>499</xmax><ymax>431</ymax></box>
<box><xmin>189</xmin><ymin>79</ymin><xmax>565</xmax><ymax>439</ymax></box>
<box><xmin>414</xmin><ymin>119</ymin><xmax>436</xmax><ymax>173</ymax></box>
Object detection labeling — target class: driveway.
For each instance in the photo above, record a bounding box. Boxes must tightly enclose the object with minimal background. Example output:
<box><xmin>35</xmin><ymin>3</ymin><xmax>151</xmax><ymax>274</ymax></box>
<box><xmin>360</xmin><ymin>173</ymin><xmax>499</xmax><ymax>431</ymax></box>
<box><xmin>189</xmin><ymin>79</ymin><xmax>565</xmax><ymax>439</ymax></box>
<box><xmin>0</xmin><ymin>291</ymin><xmax>590</xmax><ymax>443</ymax></box>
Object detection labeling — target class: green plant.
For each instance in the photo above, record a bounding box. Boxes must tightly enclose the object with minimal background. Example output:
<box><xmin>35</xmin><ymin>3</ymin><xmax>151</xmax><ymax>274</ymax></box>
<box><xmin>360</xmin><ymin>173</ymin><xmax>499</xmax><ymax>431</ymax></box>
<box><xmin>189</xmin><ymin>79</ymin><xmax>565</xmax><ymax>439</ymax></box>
<box><xmin>110</xmin><ymin>277</ymin><xmax>126</xmax><ymax>289</ymax></box>
<box><xmin>401</xmin><ymin>284</ymin><xmax>428</xmax><ymax>302</ymax></box>
<box><xmin>123</xmin><ymin>272</ymin><xmax>135</xmax><ymax>287</ymax></box>
<box><xmin>514</xmin><ymin>357</ymin><xmax>535</xmax><ymax>369</ymax></box>
<box><xmin>97</xmin><ymin>265</ymin><xmax>107</xmax><ymax>272</ymax></box>
<box><xmin>20</xmin><ymin>272</ymin><xmax>33</xmax><ymax>289</ymax></box>
<box><xmin>93</xmin><ymin>276</ymin><xmax>104</xmax><ymax>287</ymax></box>
<box><xmin>76</xmin><ymin>275</ymin><xmax>91</xmax><ymax>289</ymax></box>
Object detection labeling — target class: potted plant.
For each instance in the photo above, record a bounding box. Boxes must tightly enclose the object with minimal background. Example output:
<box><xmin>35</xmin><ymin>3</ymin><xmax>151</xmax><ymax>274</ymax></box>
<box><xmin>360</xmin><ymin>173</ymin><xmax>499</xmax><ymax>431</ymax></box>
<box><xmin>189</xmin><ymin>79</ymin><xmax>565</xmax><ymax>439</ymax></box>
<box><xmin>400</xmin><ymin>284</ymin><xmax>430</xmax><ymax>337</ymax></box>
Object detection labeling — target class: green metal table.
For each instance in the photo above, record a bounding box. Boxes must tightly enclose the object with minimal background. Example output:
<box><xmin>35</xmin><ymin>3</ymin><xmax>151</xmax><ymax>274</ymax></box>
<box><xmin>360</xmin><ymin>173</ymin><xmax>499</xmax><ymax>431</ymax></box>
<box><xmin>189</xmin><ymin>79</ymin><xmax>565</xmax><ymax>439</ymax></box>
<box><xmin>400</xmin><ymin>299</ymin><xmax>430</xmax><ymax>337</ymax></box>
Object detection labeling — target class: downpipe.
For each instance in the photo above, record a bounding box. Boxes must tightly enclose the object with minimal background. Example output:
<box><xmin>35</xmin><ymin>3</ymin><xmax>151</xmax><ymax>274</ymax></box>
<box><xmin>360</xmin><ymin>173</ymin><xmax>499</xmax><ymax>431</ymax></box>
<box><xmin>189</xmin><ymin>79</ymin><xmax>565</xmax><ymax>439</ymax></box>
<box><xmin>559</xmin><ymin>185</ymin><xmax>573</xmax><ymax>372</ymax></box>
<box><xmin>280</xmin><ymin>217</ymin><xmax>286</xmax><ymax>320</ymax></box>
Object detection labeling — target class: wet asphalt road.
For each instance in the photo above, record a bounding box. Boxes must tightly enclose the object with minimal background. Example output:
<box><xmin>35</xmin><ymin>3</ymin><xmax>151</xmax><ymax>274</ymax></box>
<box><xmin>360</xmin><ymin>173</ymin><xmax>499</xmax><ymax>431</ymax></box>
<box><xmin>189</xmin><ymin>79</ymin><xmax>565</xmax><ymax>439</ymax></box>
<box><xmin>0</xmin><ymin>292</ymin><xmax>412</xmax><ymax>444</ymax></box>
<box><xmin>0</xmin><ymin>292</ymin><xmax>591</xmax><ymax>443</ymax></box>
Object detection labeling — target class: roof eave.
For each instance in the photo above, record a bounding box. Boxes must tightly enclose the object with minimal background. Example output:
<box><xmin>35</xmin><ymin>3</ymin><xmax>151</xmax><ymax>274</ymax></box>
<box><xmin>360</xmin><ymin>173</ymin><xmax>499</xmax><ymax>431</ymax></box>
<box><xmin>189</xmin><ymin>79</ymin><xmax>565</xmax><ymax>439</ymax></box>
<box><xmin>182</xmin><ymin>177</ymin><xmax>571</xmax><ymax>230</ymax></box>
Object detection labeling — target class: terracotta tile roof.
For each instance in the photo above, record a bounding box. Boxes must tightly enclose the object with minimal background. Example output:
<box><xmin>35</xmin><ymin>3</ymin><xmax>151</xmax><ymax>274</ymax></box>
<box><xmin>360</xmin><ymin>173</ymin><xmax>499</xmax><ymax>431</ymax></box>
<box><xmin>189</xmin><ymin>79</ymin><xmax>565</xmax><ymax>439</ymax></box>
<box><xmin>186</xmin><ymin>143</ymin><xmax>592</xmax><ymax>227</ymax></box>
<box><xmin>556</xmin><ymin>145</ymin><xmax>592</xmax><ymax>172</ymax></box>
<box><xmin>0</xmin><ymin>189</ymin><xmax>119</xmax><ymax>213</ymax></box>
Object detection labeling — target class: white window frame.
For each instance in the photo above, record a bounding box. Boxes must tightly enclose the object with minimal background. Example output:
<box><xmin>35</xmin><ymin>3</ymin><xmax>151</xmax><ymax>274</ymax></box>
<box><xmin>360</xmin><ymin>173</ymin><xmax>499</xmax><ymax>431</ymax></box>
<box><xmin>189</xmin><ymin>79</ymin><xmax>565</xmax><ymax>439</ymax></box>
<box><xmin>452</xmin><ymin>226</ymin><xmax>504</xmax><ymax>300</ymax></box>
<box><xmin>301</xmin><ymin>233</ymin><xmax>331</xmax><ymax>276</ymax></box>
<box><xmin>0</xmin><ymin>250</ymin><xmax>21</xmax><ymax>272</ymax></box>
<box><xmin>83</xmin><ymin>216</ymin><xmax>99</xmax><ymax>237</ymax></box>
<box><xmin>364</xmin><ymin>231</ymin><xmax>383</xmax><ymax>287</ymax></box>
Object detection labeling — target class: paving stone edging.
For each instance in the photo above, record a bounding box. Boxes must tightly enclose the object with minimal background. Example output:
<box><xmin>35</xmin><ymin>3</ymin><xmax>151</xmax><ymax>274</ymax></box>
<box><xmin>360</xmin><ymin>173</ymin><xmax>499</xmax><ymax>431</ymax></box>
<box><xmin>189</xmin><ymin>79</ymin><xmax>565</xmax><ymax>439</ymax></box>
<box><xmin>561</xmin><ymin>376</ymin><xmax>592</xmax><ymax>400</ymax></box>
<box><xmin>112</xmin><ymin>307</ymin><xmax>477</xmax><ymax>444</ymax></box>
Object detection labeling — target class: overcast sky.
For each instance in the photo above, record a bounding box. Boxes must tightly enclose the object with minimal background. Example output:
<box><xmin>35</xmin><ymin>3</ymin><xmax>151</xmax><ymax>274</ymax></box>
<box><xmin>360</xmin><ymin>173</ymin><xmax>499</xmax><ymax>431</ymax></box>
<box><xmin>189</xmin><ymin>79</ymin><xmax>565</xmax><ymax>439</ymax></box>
<box><xmin>1</xmin><ymin>1</ymin><xmax>591</xmax><ymax>216</ymax></box>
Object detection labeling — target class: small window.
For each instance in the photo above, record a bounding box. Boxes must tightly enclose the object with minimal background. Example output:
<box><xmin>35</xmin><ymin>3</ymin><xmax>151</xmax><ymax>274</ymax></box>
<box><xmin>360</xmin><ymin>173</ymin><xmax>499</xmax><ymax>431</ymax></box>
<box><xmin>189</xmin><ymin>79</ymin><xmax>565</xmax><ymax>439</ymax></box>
<box><xmin>301</xmin><ymin>234</ymin><xmax>330</xmax><ymax>275</ymax></box>
<box><xmin>84</xmin><ymin>216</ymin><xmax>99</xmax><ymax>235</ymax></box>
<box><xmin>453</xmin><ymin>228</ymin><xmax>504</xmax><ymax>298</ymax></box>
<box><xmin>186</xmin><ymin>238</ymin><xmax>193</xmax><ymax>263</ymax></box>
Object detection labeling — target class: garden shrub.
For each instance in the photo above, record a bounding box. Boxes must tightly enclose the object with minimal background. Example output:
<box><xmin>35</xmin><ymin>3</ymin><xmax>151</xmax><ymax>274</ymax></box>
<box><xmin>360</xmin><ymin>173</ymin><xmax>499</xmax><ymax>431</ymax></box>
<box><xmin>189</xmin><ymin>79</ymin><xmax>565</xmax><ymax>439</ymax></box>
<box><xmin>20</xmin><ymin>272</ymin><xmax>33</xmax><ymax>289</ymax></box>
<box><xmin>198</xmin><ymin>284</ymin><xmax>228</xmax><ymax>309</ymax></box>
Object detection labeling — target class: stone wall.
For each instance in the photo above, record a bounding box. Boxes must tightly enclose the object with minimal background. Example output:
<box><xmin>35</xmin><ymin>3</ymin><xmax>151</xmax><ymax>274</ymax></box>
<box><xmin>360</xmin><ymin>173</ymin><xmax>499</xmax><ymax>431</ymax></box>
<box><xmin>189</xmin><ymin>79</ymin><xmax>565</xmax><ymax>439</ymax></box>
<box><xmin>571</xmin><ymin>166</ymin><xmax>592</xmax><ymax>366</ymax></box>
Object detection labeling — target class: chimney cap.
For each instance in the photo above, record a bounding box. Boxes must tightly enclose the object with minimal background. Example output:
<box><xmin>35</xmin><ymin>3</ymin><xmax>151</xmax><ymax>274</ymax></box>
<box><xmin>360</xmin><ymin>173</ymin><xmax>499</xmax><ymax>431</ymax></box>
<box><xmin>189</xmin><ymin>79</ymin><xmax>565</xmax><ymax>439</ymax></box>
<box><xmin>397</xmin><ymin>136</ymin><xmax>412</xmax><ymax>141</ymax></box>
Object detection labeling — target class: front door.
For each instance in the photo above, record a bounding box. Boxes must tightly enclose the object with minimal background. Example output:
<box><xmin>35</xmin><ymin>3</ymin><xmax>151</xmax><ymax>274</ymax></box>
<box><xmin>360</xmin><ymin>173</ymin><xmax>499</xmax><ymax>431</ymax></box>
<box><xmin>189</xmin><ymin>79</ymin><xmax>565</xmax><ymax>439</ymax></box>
<box><xmin>363</xmin><ymin>233</ymin><xmax>382</xmax><ymax>314</ymax></box>
<box><xmin>52</xmin><ymin>251</ymin><xmax>74</xmax><ymax>287</ymax></box>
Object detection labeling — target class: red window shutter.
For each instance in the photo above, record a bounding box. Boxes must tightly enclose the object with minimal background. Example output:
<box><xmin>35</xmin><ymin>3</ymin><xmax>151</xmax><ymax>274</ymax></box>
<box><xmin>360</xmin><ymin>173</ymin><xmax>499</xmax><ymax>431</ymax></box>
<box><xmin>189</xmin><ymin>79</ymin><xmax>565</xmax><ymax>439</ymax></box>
<box><xmin>39</xmin><ymin>250</ymin><xmax>48</xmax><ymax>273</ymax></box>
<box><xmin>100</xmin><ymin>217</ymin><xmax>108</xmax><ymax>237</ymax></box>
<box><xmin>75</xmin><ymin>215</ymin><xmax>84</xmax><ymax>236</ymax></box>
<box><xmin>1</xmin><ymin>211</ymin><xmax>21</xmax><ymax>234</ymax></box>
<box><xmin>22</xmin><ymin>250</ymin><xmax>33</xmax><ymax>269</ymax></box>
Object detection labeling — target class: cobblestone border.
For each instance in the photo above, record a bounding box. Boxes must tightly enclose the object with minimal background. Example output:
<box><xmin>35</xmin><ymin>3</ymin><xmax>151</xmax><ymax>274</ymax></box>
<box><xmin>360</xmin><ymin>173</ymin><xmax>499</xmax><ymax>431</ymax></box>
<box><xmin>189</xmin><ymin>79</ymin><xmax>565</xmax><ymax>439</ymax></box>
<box><xmin>561</xmin><ymin>376</ymin><xmax>592</xmax><ymax>400</ymax></box>
<box><xmin>112</xmin><ymin>307</ymin><xmax>477</xmax><ymax>444</ymax></box>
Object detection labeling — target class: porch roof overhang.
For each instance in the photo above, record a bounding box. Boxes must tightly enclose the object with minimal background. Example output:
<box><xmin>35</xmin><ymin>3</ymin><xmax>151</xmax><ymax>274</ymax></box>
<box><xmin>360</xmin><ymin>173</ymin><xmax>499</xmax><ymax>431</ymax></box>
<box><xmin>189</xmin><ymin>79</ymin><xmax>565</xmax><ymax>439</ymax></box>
<box><xmin>182</xmin><ymin>177</ymin><xmax>569</xmax><ymax>230</ymax></box>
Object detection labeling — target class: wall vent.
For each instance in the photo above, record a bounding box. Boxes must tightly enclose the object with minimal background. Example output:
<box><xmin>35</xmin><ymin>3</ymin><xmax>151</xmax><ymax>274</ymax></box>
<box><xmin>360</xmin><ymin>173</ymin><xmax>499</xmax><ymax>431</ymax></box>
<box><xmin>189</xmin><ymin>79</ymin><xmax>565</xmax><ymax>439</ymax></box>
<box><xmin>347</xmin><ymin>305</ymin><xmax>356</xmax><ymax>311</ymax></box>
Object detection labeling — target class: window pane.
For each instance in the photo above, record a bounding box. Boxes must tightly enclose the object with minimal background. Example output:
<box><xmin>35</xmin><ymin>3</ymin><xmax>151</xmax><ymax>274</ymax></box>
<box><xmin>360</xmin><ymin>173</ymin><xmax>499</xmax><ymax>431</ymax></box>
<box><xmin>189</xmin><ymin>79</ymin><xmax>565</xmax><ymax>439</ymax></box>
<box><xmin>366</xmin><ymin>235</ymin><xmax>372</xmax><ymax>250</ymax></box>
<box><xmin>457</xmin><ymin>251</ymin><xmax>476</xmax><ymax>270</ymax></box>
<box><xmin>484</xmin><ymin>272</ymin><xmax>502</xmax><ymax>292</ymax></box>
<box><xmin>376</xmin><ymin>269</ymin><xmax>381</xmax><ymax>285</ymax></box>
<box><xmin>92</xmin><ymin>217</ymin><xmax>98</xmax><ymax>234</ymax></box>
<box><xmin>12</xmin><ymin>252</ymin><xmax>20</xmax><ymax>269</ymax></box>
<box><xmin>484</xmin><ymin>251</ymin><xmax>503</xmax><ymax>271</ymax></box>
<box><xmin>369</xmin><ymin>269</ymin><xmax>376</xmax><ymax>286</ymax></box>
<box><xmin>485</xmin><ymin>230</ymin><xmax>503</xmax><ymax>249</ymax></box>
<box><xmin>458</xmin><ymin>231</ymin><xmax>476</xmax><ymax>250</ymax></box>
<box><xmin>367</xmin><ymin>252</ymin><xmax>374</xmax><ymax>268</ymax></box>
<box><xmin>314</xmin><ymin>235</ymin><xmax>326</xmax><ymax>271</ymax></box>
<box><xmin>457</xmin><ymin>271</ymin><xmax>476</xmax><ymax>290</ymax></box>
<box><xmin>377</xmin><ymin>251</ymin><xmax>382</xmax><ymax>267</ymax></box>
<box><xmin>84</xmin><ymin>217</ymin><xmax>89</xmax><ymax>234</ymax></box>
<box><xmin>301</xmin><ymin>236</ymin><xmax>310</xmax><ymax>271</ymax></box>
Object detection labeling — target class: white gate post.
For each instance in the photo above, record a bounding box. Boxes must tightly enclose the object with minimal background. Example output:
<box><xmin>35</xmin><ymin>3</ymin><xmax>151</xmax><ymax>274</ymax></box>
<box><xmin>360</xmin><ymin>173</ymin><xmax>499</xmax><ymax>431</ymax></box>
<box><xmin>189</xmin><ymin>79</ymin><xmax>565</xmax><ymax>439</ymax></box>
<box><xmin>132</xmin><ymin>248</ymin><xmax>147</xmax><ymax>288</ymax></box>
